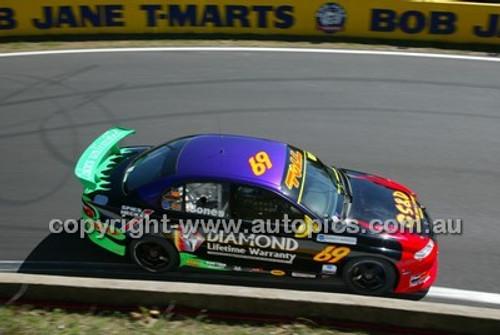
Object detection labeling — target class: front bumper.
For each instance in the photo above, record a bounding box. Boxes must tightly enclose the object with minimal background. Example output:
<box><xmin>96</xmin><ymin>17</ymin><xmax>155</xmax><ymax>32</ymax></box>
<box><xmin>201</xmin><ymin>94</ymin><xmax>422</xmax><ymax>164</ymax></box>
<box><xmin>394</xmin><ymin>245</ymin><xmax>439</xmax><ymax>294</ymax></box>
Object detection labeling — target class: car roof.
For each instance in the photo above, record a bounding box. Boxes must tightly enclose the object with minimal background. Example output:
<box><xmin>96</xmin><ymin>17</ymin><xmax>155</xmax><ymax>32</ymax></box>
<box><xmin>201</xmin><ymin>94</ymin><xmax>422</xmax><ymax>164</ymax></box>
<box><xmin>175</xmin><ymin>134</ymin><xmax>289</xmax><ymax>190</ymax></box>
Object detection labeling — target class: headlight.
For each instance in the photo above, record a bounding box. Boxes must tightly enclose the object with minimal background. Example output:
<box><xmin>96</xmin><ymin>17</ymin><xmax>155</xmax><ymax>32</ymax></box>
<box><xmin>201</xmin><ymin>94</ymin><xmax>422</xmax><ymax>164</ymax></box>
<box><xmin>414</xmin><ymin>239</ymin><xmax>434</xmax><ymax>260</ymax></box>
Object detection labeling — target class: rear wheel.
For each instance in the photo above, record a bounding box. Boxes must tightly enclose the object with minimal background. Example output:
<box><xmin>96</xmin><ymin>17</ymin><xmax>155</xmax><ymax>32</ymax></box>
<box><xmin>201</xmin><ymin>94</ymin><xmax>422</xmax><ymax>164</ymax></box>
<box><xmin>342</xmin><ymin>257</ymin><xmax>396</xmax><ymax>296</ymax></box>
<box><xmin>129</xmin><ymin>235</ymin><xmax>179</xmax><ymax>273</ymax></box>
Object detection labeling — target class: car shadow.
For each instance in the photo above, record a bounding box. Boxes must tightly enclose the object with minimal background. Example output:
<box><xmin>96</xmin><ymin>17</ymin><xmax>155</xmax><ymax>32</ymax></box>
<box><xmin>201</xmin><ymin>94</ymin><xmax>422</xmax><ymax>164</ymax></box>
<box><xmin>16</xmin><ymin>232</ymin><xmax>427</xmax><ymax>301</ymax></box>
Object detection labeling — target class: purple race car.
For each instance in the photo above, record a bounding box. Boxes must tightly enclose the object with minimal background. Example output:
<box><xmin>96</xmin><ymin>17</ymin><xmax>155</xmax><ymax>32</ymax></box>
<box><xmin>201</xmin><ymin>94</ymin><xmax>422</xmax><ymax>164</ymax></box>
<box><xmin>75</xmin><ymin>127</ymin><xmax>438</xmax><ymax>296</ymax></box>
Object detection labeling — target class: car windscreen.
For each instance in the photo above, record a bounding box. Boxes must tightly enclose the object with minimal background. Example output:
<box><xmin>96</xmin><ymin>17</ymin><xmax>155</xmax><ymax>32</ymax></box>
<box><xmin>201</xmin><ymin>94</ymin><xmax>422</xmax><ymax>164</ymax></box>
<box><xmin>124</xmin><ymin>137</ymin><xmax>191</xmax><ymax>192</ymax></box>
<box><xmin>300</xmin><ymin>158</ymin><xmax>341</xmax><ymax>219</ymax></box>
<box><xmin>281</xmin><ymin>146</ymin><xmax>342</xmax><ymax>219</ymax></box>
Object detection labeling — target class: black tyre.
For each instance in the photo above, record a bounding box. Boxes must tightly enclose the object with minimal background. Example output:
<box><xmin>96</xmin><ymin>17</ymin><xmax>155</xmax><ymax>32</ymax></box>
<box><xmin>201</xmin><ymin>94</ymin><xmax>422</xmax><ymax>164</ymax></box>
<box><xmin>129</xmin><ymin>235</ymin><xmax>179</xmax><ymax>273</ymax></box>
<box><xmin>342</xmin><ymin>257</ymin><xmax>396</xmax><ymax>296</ymax></box>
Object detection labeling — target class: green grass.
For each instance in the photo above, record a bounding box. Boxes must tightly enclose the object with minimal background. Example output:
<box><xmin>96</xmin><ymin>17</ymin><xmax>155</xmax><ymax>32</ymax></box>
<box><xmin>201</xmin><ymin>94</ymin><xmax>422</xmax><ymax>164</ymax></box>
<box><xmin>0</xmin><ymin>305</ymin><xmax>368</xmax><ymax>335</ymax></box>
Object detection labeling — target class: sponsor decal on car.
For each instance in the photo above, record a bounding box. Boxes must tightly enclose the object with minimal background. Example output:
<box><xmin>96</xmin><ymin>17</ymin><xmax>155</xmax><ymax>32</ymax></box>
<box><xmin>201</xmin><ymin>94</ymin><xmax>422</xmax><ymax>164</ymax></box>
<box><xmin>314</xmin><ymin>245</ymin><xmax>350</xmax><ymax>263</ymax></box>
<box><xmin>270</xmin><ymin>269</ymin><xmax>286</xmax><ymax>276</ymax></box>
<box><xmin>321</xmin><ymin>264</ymin><xmax>338</xmax><ymax>275</ymax></box>
<box><xmin>208</xmin><ymin>232</ymin><xmax>298</xmax><ymax>250</ymax></box>
<box><xmin>248</xmin><ymin>151</ymin><xmax>273</xmax><ymax>176</ymax></box>
<box><xmin>120</xmin><ymin>205</ymin><xmax>154</xmax><ymax>218</ymax></box>
<box><xmin>316</xmin><ymin>234</ymin><xmax>357</xmax><ymax>246</ymax></box>
<box><xmin>204</xmin><ymin>260</ymin><xmax>227</xmax><ymax>270</ymax></box>
<box><xmin>410</xmin><ymin>273</ymin><xmax>431</xmax><ymax>287</ymax></box>
<box><xmin>393</xmin><ymin>190</ymin><xmax>423</xmax><ymax>229</ymax></box>
<box><xmin>185</xmin><ymin>258</ymin><xmax>200</xmax><ymax>267</ymax></box>
<box><xmin>186</xmin><ymin>203</ymin><xmax>226</xmax><ymax>218</ymax></box>
<box><xmin>120</xmin><ymin>206</ymin><xmax>154</xmax><ymax>232</ymax></box>
<box><xmin>292</xmin><ymin>272</ymin><xmax>316</xmax><ymax>279</ymax></box>
<box><xmin>174</xmin><ymin>229</ymin><xmax>205</xmax><ymax>253</ymax></box>
<box><xmin>232</xmin><ymin>265</ymin><xmax>266</xmax><ymax>273</ymax></box>
<box><xmin>162</xmin><ymin>188</ymin><xmax>182</xmax><ymax>211</ymax></box>
<box><xmin>180</xmin><ymin>253</ymin><xmax>228</xmax><ymax>271</ymax></box>
<box><xmin>285</xmin><ymin>149</ymin><xmax>303</xmax><ymax>190</ymax></box>
<box><xmin>206</xmin><ymin>232</ymin><xmax>298</xmax><ymax>264</ymax></box>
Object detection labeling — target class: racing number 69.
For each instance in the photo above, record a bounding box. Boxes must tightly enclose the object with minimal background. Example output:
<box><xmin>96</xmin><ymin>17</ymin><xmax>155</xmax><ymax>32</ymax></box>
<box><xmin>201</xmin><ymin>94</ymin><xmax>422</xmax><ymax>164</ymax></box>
<box><xmin>249</xmin><ymin>151</ymin><xmax>272</xmax><ymax>176</ymax></box>
<box><xmin>314</xmin><ymin>246</ymin><xmax>350</xmax><ymax>263</ymax></box>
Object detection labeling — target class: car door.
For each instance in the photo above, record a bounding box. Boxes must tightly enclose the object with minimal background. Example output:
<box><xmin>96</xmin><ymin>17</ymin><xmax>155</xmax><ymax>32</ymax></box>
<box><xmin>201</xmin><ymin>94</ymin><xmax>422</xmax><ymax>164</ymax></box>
<box><xmin>227</xmin><ymin>183</ymin><xmax>321</xmax><ymax>276</ymax></box>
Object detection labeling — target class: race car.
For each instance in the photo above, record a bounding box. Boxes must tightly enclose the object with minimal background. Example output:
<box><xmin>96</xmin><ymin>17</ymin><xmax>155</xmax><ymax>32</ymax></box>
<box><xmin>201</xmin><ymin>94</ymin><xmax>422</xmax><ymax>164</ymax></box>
<box><xmin>75</xmin><ymin>127</ymin><xmax>438</xmax><ymax>296</ymax></box>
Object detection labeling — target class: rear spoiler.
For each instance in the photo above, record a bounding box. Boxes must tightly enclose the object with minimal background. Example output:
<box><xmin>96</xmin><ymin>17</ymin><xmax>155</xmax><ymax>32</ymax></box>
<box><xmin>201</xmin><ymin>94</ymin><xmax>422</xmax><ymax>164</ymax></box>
<box><xmin>75</xmin><ymin>127</ymin><xmax>135</xmax><ymax>193</ymax></box>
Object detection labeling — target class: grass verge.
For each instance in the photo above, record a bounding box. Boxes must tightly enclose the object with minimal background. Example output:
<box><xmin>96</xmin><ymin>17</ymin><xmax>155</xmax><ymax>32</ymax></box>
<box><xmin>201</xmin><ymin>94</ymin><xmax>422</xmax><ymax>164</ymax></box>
<box><xmin>0</xmin><ymin>305</ymin><xmax>368</xmax><ymax>335</ymax></box>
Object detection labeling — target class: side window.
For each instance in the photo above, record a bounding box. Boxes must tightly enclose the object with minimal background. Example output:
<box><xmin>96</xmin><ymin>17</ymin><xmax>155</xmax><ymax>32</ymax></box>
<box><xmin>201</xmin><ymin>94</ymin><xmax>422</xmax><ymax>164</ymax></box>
<box><xmin>231</xmin><ymin>185</ymin><xmax>303</xmax><ymax>221</ymax></box>
<box><xmin>161</xmin><ymin>185</ymin><xmax>184</xmax><ymax>211</ymax></box>
<box><xmin>185</xmin><ymin>183</ymin><xmax>229</xmax><ymax>218</ymax></box>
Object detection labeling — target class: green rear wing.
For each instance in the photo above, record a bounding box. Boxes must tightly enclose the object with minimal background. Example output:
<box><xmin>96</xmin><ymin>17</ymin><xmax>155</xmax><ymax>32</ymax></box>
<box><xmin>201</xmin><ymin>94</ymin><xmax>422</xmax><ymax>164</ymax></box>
<box><xmin>75</xmin><ymin>127</ymin><xmax>135</xmax><ymax>193</ymax></box>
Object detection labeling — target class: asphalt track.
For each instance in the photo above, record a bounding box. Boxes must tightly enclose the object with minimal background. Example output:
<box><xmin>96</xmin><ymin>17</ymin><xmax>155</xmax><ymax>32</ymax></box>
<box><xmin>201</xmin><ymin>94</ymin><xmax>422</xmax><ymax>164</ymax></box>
<box><xmin>0</xmin><ymin>48</ymin><xmax>499</xmax><ymax>307</ymax></box>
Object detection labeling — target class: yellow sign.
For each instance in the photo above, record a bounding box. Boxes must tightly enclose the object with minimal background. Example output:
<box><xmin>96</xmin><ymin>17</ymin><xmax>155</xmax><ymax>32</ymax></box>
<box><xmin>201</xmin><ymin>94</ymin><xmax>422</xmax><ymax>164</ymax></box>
<box><xmin>1</xmin><ymin>1</ymin><xmax>500</xmax><ymax>45</ymax></box>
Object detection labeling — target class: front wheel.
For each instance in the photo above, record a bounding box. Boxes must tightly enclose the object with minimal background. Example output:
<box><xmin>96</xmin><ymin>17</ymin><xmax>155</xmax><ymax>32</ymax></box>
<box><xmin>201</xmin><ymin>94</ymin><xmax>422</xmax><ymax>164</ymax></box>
<box><xmin>129</xmin><ymin>235</ymin><xmax>179</xmax><ymax>273</ymax></box>
<box><xmin>342</xmin><ymin>257</ymin><xmax>396</xmax><ymax>296</ymax></box>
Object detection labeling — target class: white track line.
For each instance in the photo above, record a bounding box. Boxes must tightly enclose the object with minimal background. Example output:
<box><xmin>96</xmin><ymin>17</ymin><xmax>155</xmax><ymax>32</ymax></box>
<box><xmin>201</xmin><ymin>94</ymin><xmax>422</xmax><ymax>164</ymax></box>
<box><xmin>428</xmin><ymin>287</ymin><xmax>500</xmax><ymax>306</ymax></box>
<box><xmin>0</xmin><ymin>47</ymin><xmax>500</xmax><ymax>63</ymax></box>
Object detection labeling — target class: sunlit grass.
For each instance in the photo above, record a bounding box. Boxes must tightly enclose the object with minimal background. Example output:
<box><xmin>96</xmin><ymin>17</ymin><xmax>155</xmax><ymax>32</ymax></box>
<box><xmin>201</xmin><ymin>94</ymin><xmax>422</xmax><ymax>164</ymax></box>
<box><xmin>0</xmin><ymin>305</ymin><xmax>368</xmax><ymax>335</ymax></box>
